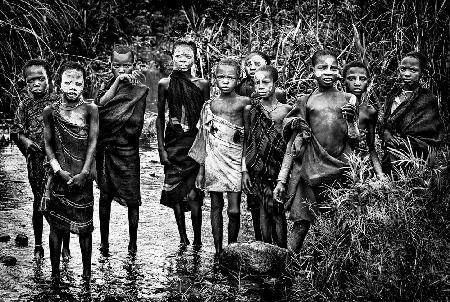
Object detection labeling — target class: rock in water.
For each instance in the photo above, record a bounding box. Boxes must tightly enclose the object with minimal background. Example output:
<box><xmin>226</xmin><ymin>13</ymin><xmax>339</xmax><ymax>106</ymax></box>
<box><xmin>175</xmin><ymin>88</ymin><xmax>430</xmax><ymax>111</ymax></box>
<box><xmin>15</xmin><ymin>234</ymin><xmax>28</xmax><ymax>247</ymax></box>
<box><xmin>220</xmin><ymin>241</ymin><xmax>290</xmax><ymax>275</ymax></box>
<box><xmin>0</xmin><ymin>234</ymin><xmax>11</xmax><ymax>242</ymax></box>
<box><xmin>1</xmin><ymin>255</ymin><xmax>17</xmax><ymax>266</ymax></box>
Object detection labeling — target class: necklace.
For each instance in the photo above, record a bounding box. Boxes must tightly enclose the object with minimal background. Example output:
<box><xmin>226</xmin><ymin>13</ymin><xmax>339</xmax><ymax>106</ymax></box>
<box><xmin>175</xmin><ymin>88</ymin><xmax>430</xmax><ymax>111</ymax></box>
<box><xmin>60</xmin><ymin>98</ymin><xmax>85</xmax><ymax>110</ymax></box>
<box><xmin>262</xmin><ymin>100</ymin><xmax>280</xmax><ymax>113</ymax></box>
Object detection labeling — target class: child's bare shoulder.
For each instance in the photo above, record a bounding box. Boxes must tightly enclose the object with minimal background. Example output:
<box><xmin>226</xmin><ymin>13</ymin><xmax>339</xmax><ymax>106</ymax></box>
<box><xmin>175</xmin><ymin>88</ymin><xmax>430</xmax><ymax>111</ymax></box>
<box><xmin>238</xmin><ymin>95</ymin><xmax>251</xmax><ymax>106</ymax></box>
<box><xmin>158</xmin><ymin>77</ymin><xmax>170</xmax><ymax>87</ymax></box>
<box><xmin>192</xmin><ymin>77</ymin><xmax>209</xmax><ymax>89</ymax></box>
<box><xmin>360</xmin><ymin>103</ymin><xmax>378</xmax><ymax>120</ymax></box>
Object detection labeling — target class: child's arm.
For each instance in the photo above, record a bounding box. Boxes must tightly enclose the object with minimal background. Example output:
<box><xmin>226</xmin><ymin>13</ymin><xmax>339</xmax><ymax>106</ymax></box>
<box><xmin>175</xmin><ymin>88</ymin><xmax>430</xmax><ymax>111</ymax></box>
<box><xmin>241</xmin><ymin>104</ymin><xmax>252</xmax><ymax>192</ymax></box>
<box><xmin>68</xmin><ymin>104</ymin><xmax>99</xmax><ymax>189</ymax></box>
<box><xmin>43</xmin><ymin>106</ymin><xmax>72</xmax><ymax>184</ymax></box>
<box><xmin>366</xmin><ymin>109</ymin><xmax>384</xmax><ymax>179</ymax></box>
<box><xmin>97</xmin><ymin>74</ymin><xmax>136</xmax><ymax>106</ymax></box>
<box><xmin>156</xmin><ymin>78</ymin><xmax>170</xmax><ymax>165</ymax></box>
<box><xmin>273</xmin><ymin>131</ymin><xmax>297</xmax><ymax>202</ymax></box>
<box><xmin>10</xmin><ymin>100</ymin><xmax>40</xmax><ymax>155</ymax></box>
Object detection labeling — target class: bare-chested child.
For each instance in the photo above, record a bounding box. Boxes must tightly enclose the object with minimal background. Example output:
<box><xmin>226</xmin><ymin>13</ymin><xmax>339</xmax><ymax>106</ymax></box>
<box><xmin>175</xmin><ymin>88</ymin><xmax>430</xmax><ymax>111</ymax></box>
<box><xmin>343</xmin><ymin>61</ymin><xmax>384</xmax><ymax>178</ymax></box>
<box><xmin>189</xmin><ymin>58</ymin><xmax>250</xmax><ymax>255</ymax></box>
<box><xmin>157</xmin><ymin>40</ymin><xmax>210</xmax><ymax>247</ymax></box>
<box><xmin>43</xmin><ymin>61</ymin><xmax>98</xmax><ymax>285</ymax></box>
<box><xmin>273</xmin><ymin>49</ymin><xmax>357</xmax><ymax>253</ymax></box>
<box><xmin>242</xmin><ymin>65</ymin><xmax>292</xmax><ymax>248</ymax></box>
<box><xmin>11</xmin><ymin>59</ymin><xmax>70</xmax><ymax>261</ymax></box>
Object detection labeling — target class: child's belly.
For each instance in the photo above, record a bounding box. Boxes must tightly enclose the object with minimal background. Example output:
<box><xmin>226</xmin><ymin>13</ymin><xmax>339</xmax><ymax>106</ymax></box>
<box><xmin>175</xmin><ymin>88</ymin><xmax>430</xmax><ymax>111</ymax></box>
<box><xmin>310</xmin><ymin>117</ymin><xmax>348</xmax><ymax>158</ymax></box>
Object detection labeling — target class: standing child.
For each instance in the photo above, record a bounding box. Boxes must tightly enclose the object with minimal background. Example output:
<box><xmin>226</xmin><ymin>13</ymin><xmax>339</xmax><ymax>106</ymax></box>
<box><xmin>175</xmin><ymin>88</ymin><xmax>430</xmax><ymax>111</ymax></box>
<box><xmin>156</xmin><ymin>40</ymin><xmax>210</xmax><ymax>246</ymax></box>
<box><xmin>343</xmin><ymin>61</ymin><xmax>384</xmax><ymax>178</ymax></box>
<box><xmin>42</xmin><ymin>61</ymin><xmax>98</xmax><ymax>284</ymax></box>
<box><xmin>189</xmin><ymin>58</ymin><xmax>250</xmax><ymax>255</ymax></box>
<box><xmin>242</xmin><ymin>65</ymin><xmax>292</xmax><ymax>248</ymax></box>
<box><xmin>96</xmin><ymin>45</ymin><xmax>149</xmax><ymax>256</ymax></box>
<box><xmin>273</xmin><ymin>49</ymin><xmax>357</xmax><ymax>253</ymax></box>
<box><xmin>381</xmin><ymin>51</ymin><xmax>444</xmax><ymax>175</ymax></box>
<box><xmin>11</xmin><ymin>59</ymin><xmax>69</xmax><ymax>260</ymax></box>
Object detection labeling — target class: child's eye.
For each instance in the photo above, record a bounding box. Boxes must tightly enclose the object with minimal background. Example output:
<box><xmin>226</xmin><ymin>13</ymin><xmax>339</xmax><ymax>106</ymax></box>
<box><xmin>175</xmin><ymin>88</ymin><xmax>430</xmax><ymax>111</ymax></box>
<box><xmin>360</xmin><ymin>77</ymin><xmax>367</xmax><ymax>81</ymax></box>
<box><xmin>64</xmin><ymin>82</ymin><xmax>70</xmax><ymax>85</ymax></box>
<box><xmin>76</xmin><ymin>82</ymin><xmax>83</xmax><ymax>86</ymax></box>
<box><xmin>39</xmin><ymin>77</ymin><xmax>46</xmax><ymax>81</ymax></box>
<box><xmin>255</xmin><ymin>62</ymin><xmax>261</xmax><ymax>67</ymax></box>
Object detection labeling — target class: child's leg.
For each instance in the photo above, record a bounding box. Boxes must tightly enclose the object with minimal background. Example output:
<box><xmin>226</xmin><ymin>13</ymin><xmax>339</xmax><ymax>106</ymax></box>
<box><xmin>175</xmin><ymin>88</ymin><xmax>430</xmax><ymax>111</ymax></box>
<box><xmin>248</xmin><ymin>195</ymin><xmax>262</xmax><ymax>241</ymax></box>
<box><xmin>62</xmin><ymin>233</ymin><xmax>71</xmax><ymax>260</ymax></box>
<box><xmin>273</xmin><ymin>213</ymin><xmax>287</xmax><ymax>248</ymax></box>
<box><xmin>49</xmin><ymin>226</ymin><xmax>63</xmax><ymax>279</ymax></box>
<box><xmin>259</xmin><ymin>207</ymin><xmax>273</xmax><ymax>244</ymax></box>
<box><xmin>128</xmin><ymin>206</ymin><xmax>139</xmax><ymax>254</ymax></box>
<box><xmin>210</xmin><ymin>192</ymin><xmax>224</xmax><ymax>254</ymax></box>
<box><xmin>99</xmin><ymin>192</ymin><xmax>113</xmax><ymax>254</ymax></box>
<box><xmin>79</xmin><ymin>233</ymin><xmax>92</xmax><ymax>281</ymax></box>
<box><xmin>32</xmin><ymin>198</ymin><xmax>44</xmax><ymax>259</ymax></box>
<box><xmin>290</xmin><ymin>220</ymin><xmax>310</xmax><ymax>253</ymax></box>
<box><xmin>226</xmin><ymin>192</ymin><xmax>241</xmax><ymax>244</ymax></box>
<box><xmin>187</xmin><ymin>189</ymin><xmax>202</xmax><ymax>246</ymax></box>
<box><xmin>173</xmin><ymin>203</ymin><xmax>189</xmax><ymax>245</ymax></box>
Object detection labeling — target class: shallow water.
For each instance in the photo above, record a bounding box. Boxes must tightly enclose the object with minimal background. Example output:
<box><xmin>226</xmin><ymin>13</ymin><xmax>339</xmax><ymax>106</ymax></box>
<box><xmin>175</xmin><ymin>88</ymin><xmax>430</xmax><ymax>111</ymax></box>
<box><xmin>0</xmin><ymin>140</ymin><xmax>293</xmax><ymax>301</ymax></box>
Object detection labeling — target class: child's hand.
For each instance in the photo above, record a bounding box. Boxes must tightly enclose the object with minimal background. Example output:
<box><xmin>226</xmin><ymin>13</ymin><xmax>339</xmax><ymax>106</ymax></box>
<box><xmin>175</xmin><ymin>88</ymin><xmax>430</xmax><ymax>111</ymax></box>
<box><xmin>117</xmin><ymin>74</ymin><xmax>139</xmax><ymax>85</ymax></box>
<box><xmin>291</xmin><ymin>118</ymin><xmax>304</xmax><ymax>131</ymax></box>
<box><xmin>242</xmin><ymin>171</ymin><xmax>252</xmax><ymax>193</ymax></box>
<box><xmin>195</xmin><ymin>172</ymin><xmax>204</xmax><ymax>189</ymax></box>
<box><xmin>159</xmin><ymin>149</ymin><xmax>171</xmax><ymax>166</ymax></box>
<box><xmin>273</xmin><ymin>181</ymin><xmax>286</xmax><ymax>203</ymax></box>
<box><xmin>67</xmin><ymin>173</ymin><xmax>87</xmax><ymax>189</ymax></box>
<box><xmin>132</xmin><ymin>70</ymin><xmax>146</xmax><ymax>83</ymax></box>
<box><xmin>57</xmin><ymin>170</ymin><xmax>72</xmax><ymax>184</ymax></box>
<box><xmin>341</xmin><ymin>103</ymin><xmax>357</xmax><ymax>121</ymax></box>
<box><xmin>24</xmin><ymin>138</ymin><xmax>41</xmax><ymax>153</ymax></box>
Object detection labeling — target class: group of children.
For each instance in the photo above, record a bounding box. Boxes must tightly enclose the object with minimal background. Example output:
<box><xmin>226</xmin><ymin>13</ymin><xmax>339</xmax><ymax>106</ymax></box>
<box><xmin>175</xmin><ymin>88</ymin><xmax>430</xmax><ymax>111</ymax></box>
<box><xmin>10</xmin><ymin>38</ymin><xmax>444</xmax><ymax>287</ymax></box>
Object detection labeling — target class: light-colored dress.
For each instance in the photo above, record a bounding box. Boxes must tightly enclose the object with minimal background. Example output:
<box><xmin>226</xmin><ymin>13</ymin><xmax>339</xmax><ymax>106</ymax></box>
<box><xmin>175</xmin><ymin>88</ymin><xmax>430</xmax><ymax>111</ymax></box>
<box><xmin>189</xmin><ymin>100</ymin><xmax>244</xmax><ymax>192</ymax></box>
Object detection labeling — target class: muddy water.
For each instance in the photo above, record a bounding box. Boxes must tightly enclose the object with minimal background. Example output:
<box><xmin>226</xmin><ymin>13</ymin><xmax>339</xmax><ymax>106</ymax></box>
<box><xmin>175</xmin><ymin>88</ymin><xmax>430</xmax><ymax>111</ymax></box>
<box><xmin>0</xmin><ymin>139</ymin><xmax>291</xmax><ymax>301</ymax></box>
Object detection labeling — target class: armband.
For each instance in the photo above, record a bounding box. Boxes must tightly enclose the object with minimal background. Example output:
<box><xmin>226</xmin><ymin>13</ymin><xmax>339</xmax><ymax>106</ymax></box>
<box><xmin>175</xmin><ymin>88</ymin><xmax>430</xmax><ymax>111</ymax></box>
<box><xmin>241</xmin><ymin>156</ymin><xmax>247</xmax><ymax>172</ymax></box>
<box><xmin>50</xmin><ymin>158</ymin><xmax>61</xmax><ymax>174</ymax></box>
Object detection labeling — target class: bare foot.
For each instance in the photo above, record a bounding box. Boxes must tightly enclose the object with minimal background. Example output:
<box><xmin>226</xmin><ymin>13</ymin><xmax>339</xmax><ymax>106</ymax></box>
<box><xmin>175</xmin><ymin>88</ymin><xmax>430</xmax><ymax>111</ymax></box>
<box><xmin>99</xmin><ymin>243</ymin><xmax>110</xmax><ymax>257</ymax></box>
<box><xmin>34</xmin><ymin>245</ymin><xmax>44</xmax><ymax>261</ymax></box>
<box><xmin>61</xmin><ymin>247</ymin><xmax>71</xmax><ymax>262</ymax></box>
<box><xmin>128</xmin><ymin>242</ymin><xmax>137</xmax><ymax>256</ymax></box>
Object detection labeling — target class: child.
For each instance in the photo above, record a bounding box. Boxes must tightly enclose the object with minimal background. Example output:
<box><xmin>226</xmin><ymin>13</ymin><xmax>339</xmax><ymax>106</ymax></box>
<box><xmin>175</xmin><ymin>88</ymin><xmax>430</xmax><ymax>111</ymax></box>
<box><xmin>42</xmin><ymin>61</ymin><xmax>98</xmax><ymax>285</ymax></box>
<box><xmin>96</xmin><ymin>45</ymin><xmax>149</xmax><ymax>256</ymax></box>
<box><xmin>273</xmin><ymin>49</ymin><xmax>357</xmax><ymax>253</ymax></box>
<box><xmin>189</xmin><ymin>58</ymin><xmax>250</xmax><ymax>254</ymax></box>
<box><xmin>343</xmin><ymin>61</ymin><xmax>384</xmax><ymax>178</ymax></box>
<box><xmin>242</xmin><ymin>65</ymin><xmax>292</xmax><ymax>248</ymax></box>
<box><xmin>11</xmin><ymin>59</ymin><xmax>69</xmax><ymax>260</ymax></box>
<box><xmin>236</xmin><ymin>51</ymin><xmax>286</xmax><ymax>242</ymax></box>
<box><xmin>156</xmin><ymin>40</ymin><xmax>210</xmax><ymax>246</ymax></box>
<box><xmin>381</xmin><ymin>51</ymin><xmax>444</xmax><ymax>175</ymax></box>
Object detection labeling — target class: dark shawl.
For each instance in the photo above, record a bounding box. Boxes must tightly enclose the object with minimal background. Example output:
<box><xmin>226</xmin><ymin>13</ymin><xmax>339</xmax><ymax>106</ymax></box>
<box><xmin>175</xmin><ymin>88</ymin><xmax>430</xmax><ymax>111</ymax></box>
<box><xmin>382</xmin><ymin>86</ymin><xmax>444</xmax><ymax>172</ymax></box>
<box><xmin>96</xmin><ymin>82</ymin><xmax>148</xmax><ymax>206</ymax></box>
<box><xmin>236</xmin><ymin>77</ymin><xmax>256</xmax><ymax>98</ymax></box>
<box><xmin>160</xmin><ymin>72</ymin><xmax>205</xmax><ymax>209</ymax></box>
<box><xmin>45</xmin><ymin>103</ymin><xmax>94</xmax><ymax>234</ymax></box>
<box><xmin>246</xmin><ymin>99</ymin><xmax>287</xmax><ymax>214</ymax></box>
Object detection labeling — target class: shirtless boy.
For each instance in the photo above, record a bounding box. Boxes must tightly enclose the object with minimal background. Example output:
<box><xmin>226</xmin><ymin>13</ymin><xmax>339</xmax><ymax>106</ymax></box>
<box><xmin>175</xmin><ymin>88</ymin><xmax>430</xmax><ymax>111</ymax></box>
<box><xmin>274</xmin><ymin>49</ymin><xmax>357</xmax><ymax>253</ymax></box>
<box><xmin>243</xmin><ymin>65</ymin><xmax>292</xmax><ymax>248</ymax></box>
<box><xmin>157</xmin><ymin>40</ymin><xmax>210</xmax><ymax>246</ymax></box>
<box><xmin>189</xmin><ymin>58</ymin><xmax>250</xmax><ymax>254</ymax></box>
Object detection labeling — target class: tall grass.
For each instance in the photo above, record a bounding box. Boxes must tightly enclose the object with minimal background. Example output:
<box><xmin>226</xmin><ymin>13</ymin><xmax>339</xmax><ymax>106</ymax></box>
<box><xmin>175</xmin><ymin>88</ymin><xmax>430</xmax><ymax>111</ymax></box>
<box><xmin>289</xmin><ymin>149</ymin><xmax>450</xmax><ymax>300</ymax></box>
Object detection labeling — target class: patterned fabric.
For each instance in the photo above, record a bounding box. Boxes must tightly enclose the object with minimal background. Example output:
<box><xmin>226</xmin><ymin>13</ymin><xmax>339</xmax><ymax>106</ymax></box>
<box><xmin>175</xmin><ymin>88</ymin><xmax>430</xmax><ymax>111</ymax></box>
<box><xmin>96</xmin><ymin>81</ymin><xmax>148</xmax><ymax>206</ymax></box>
<box><xmin>245</xmin><ymin>99</ymin><xmax>287</xmax><ymax>214</ymax></box>
<box><xmin>189</xmin><ymin>101</ymin><xmax>243</xmax><ymax>192</ymax></box>
<box><xmin>45</xmin><ymin>102</ymin><xmax>94</xmax><ymax>234</ymax></box>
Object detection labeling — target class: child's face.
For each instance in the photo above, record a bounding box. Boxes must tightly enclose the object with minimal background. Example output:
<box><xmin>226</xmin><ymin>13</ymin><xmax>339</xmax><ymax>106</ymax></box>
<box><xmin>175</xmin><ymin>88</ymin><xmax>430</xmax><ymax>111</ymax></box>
<box><xmin>60</xmin><ymin>69</ymin><xmax>84</xmax><ymax>101</ymax></box>
<box><xmin>344</xmin><ymin>67</ymin><xmax>369</xmax><ymax>97</ymax></box>
<box><xmin>111</xmin><ymin>51</ymin><xmax>134</xmax><ymax>77</ymax></box>
<box><xmin>215</xmin><ymin>64</ymin><xmax>239</xmax><ymax>94</ymax></box>
<box><xmin>254</xmin><ymin>70</ymin><xmax>275</xmax><ymax>98</ymax></box>
<box><xmin>173</xmin><ymin>45</ymin><xmax>195</xmax><ymax>72</ymax></box>
<box><xmin>25</xmin><ymin>65</ymin><xmax>49</xmax><ymax>97</ymax></box>
<box><xmin>313</xmin><ymin>55</ymin><xmax>339</xmax><ymax>87</ymax></box>
<box><xmin>399</xmin><ymin>56</ymin><xmax>422</xmax><ymax>89</ymax></box>
<box><xmin>244</xmin><ymin>54</ymin><xmax>267</xmax><ymax>79</ymax></box>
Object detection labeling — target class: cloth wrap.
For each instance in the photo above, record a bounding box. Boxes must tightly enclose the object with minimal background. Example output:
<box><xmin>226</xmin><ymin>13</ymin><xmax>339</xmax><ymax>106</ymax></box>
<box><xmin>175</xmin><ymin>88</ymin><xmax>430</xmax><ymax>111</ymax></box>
<box><xmin>189</xmin><ymin>100</ymin><xmax>243</xmax><ymax>192</ymax></box>
<box><xmin>381</xmin><ymin>85</ymin><xmax>444</xmax><ymax>173</ymax></box>
<box><xmin>44</xmin><ymin>102</ymin><xmax>94</xmax><ymax>234</ymax></box>
<box><xmin>245</xmin><ymin>99</ymin><xmax>287</xmax><ymax>214</ymax></box>
<box><xmin>96</xmin><ymin>82</ymin><xmax>148</xmax><ymax>207</ymax></box>
<box><xmin>160</xmin><ymin>71</ymin><xmax>205</xmax><ymax>209</ymax></box>
<box><xmin>284</xmin><ymin>95</ymin><xmax>351</xmax><ymax>222</ymax></box>
<box><xmin>11</xmin><ymin>93</ymin><xmax>57</xmax><ymax>207</ymax></box>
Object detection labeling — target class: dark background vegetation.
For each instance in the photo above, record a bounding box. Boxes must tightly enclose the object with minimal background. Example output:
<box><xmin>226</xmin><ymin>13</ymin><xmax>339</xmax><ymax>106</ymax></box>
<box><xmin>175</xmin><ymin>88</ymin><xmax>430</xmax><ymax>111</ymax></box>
<box><xmin>1</xmin><ymin>0</ymin><xmax>449</xmax><ymax>300</ymax></box>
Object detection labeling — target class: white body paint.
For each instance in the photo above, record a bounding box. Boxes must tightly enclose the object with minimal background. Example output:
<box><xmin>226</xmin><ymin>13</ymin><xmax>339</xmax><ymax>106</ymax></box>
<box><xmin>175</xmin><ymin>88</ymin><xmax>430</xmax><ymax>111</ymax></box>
<box><xmin>61</xmin><ymin>69</ymin><xmax>84</xmax><ymax>100</ymax></box>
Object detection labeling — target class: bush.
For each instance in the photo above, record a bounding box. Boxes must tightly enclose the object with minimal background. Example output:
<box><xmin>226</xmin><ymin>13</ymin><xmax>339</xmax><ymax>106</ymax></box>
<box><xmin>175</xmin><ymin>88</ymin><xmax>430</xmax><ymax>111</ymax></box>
<box><xmin>291</xmin><ymin>150</ymin><xmax>450</xmax><ymax>301</ymax></box>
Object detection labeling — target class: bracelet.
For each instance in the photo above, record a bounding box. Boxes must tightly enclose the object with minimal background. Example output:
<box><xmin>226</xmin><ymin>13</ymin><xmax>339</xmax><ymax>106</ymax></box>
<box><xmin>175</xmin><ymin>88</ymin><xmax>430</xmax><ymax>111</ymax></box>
<box><xmin>49</xmin><ymin>158</ymin><xmax>61</xmax><ymax>174</ymax></box>
<box><xmin>80</xmin><ymin>169</ymin><xmax>90</xmax><ymax>175</ymax></box>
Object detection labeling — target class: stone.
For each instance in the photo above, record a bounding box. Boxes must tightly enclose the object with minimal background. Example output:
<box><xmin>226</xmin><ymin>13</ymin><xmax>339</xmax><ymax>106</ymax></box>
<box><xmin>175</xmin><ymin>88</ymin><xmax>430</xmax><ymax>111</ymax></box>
<box><xmin>220</xmin><ymin>241</ymin><xmax>291</xmax><ymax>276</ymax></box>
<box><xmin>0</xmin><ymin>234</ymin><xmax>11</xmax><ymax>242</ymax></box>
<box><xmin>1</xmin><ymin>255</ymin><xmax>17</xmax><ymax>266</ymax></box>
<box><xmin>15</xmin><ymin>234</ymin><xmax>28</xmax><ymax>247</ymax></box>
